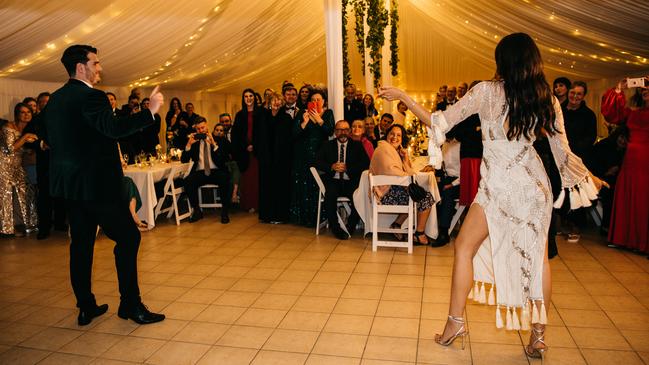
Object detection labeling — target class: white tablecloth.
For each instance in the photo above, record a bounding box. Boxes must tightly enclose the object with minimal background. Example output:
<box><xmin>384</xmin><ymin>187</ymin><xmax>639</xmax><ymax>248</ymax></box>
<box><xmin>353</xmin><ymin>157</ymin><xmax>441</xmax><ymax>238</ymax></box>
<box><xmin>124</xmin><ymin>161</ymin><xmax>190</xmax><ymax>229</ymax></box>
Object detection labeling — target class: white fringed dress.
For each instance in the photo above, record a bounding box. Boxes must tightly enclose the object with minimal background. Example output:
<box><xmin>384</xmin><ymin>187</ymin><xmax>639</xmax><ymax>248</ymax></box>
<box><xmin>427</xmin><ymin>81</ymin><xmax>598</xmax><ymax>330</ymax></box>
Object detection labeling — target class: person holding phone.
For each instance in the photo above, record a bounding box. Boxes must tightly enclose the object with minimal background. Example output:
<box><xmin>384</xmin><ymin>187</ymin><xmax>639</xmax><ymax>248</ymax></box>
<box><xmin>290</xmin><ymin>89</ymin><xmax>335</xmax><ymax>227</ymax></box>
<box><xmin>601</xmin><ymin>76</ymin><xmax>649</xmax><ymax>255</ymax></box>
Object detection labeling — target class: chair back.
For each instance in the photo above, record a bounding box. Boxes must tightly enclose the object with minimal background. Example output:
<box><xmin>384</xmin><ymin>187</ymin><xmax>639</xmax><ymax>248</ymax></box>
<box><xmin>310</xmin><ymin>167</ymin><xmax>326</xmax><ymax>196</ymax></box>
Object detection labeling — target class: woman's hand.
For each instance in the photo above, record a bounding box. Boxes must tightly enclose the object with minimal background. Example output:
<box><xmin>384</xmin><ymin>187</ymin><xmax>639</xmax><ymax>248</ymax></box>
<box><xmin>309</xmin><ymin>110</ymin><xmax>324</xmax><ymax>126</ymax></box>
<box><xmin>301</xmin><ymin>112</ymin><xmax>309</xmax><ymax>129</ymax></box>
<box><xmin>378</xmin><ymin>86</ymin><xmax>405</xmax><ymax>102</ymax></box>
<box><xmin>21</xmin><ymin>133</ymin><xmax>38</xmax><ymax>143</ymax></box>
<box><xmin>615</xmin><ymin>79</ymin><xmax>628</xmax><ymax>93</ymax></box>
<box><xmin>247</xmin><ymin>145</ymin><xmax>253</xmax><ymax>152</ymax></box>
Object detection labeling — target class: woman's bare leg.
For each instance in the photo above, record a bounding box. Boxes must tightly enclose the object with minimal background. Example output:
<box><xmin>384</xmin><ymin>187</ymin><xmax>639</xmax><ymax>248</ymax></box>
<box><xmin>437</xmin><ymin>203</ymin><xmax>489</xmax><ymax>341</ymax></box>
<box><xmin>416</xmin><ymin>208</ymin><xmax>431</xmax><ymax>232</ymax></box>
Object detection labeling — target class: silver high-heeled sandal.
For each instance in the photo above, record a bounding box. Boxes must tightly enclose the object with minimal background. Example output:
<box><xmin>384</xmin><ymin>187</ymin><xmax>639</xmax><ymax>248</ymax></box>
<box><xmin>524</xmin><ymin>325</ymin><xmax>547</xmax><ymax>364</ymax></box>
<box><xmin>435</xmin><ymin>315</ymin><xmax>469</xmax><ymax>349</ymax></box>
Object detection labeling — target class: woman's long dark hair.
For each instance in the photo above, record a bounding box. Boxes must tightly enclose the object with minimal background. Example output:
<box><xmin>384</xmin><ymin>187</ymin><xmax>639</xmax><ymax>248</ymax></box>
<box><xmin>386</xmin><ymin>124</ymin><xmax>409</xmax><ymax>149</ymax></box>
<box><xmin>240</xmin><ymin>88</ymin><xmax>256</xmax><ymax>112</ymax></box>
<box><xmin>167</xmin><ymin>97</ymin><xmax>182</xmax><ymax>114</ymax></box>
<box><xmin>495</xmin><ymin>33</ymin><xmax>556</xmax><ymax>141</ymax></box>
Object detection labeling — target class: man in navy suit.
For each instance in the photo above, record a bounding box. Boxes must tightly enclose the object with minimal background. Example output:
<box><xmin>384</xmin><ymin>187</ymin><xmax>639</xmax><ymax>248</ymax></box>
<box><xmin>41</xmin><ymin>45</ymin><xmax>165</xmax><ymax>325</ymax></box>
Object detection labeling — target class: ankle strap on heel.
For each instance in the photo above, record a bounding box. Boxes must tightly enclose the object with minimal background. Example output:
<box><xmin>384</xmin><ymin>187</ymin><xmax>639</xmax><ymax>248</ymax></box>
<box><xmin>448</xmin><ymin>315</ymin><xmax>465</xmax><ymax>323</ymax></box>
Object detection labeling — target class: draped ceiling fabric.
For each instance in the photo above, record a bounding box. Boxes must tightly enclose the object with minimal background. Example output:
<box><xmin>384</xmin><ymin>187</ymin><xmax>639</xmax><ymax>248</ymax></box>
<box><xmin>0</xmin><ymin>0</ymin><xmax>648</xmax><ymax>124</ymax></box>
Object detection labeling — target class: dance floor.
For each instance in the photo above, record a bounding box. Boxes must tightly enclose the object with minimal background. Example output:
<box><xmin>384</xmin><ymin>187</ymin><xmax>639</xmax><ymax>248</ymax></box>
<box><xmin>0</xmin><ymin>211</ymin><xmax>648</xmax><ymax>365</ymax></box>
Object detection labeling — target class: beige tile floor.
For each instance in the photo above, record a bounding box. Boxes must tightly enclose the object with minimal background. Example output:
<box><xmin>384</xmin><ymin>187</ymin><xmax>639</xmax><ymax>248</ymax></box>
<box><xmin>1</xmin><ymin>212</ymin><xmax>648</xmax><ymax>365</ymax></box>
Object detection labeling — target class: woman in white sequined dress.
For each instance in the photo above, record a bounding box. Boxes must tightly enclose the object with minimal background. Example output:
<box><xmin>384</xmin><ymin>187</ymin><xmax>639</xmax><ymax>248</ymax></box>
<box><xmin>0</xmin><ymin>115</ymin><xmax>38</xmax><ymax>236</ymax></box>
<box><xmin>380</xmin><ymin>33</ymin><xmax>605</xmax><ymax>360</ymax></box>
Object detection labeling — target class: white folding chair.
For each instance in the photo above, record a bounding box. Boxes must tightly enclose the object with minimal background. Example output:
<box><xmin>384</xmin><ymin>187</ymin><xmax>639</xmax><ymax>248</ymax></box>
<box><xmin>154</xmin><ymin>162</ymin><xmax>194</xmax><ymax>225</ymax></box>
<box><xmin>369</xmin><ymin>173</ymin><xmax>414</xmax><ymax>254</ymax></box>
<box><xmin>198</xmin><ymin>184</ymin><xmax>222</xmax><ymax>209</ymax></box>
<box><xmin>310</xmin><ymin>167</ymin><xmax>352</xmax><ymax>235</ymax></box>
<box><xmin>449</xmin><ymin>199</ymin><xmax>466</xmax><ymax>235</ymax></box>
<box><xmin>589</xmin><ymin>200</ymin><xmax>603</xmax><ymax>226</ymax></box>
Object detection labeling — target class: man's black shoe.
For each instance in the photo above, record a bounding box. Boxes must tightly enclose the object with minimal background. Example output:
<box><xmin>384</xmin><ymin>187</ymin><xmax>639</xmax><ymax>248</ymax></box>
<box><xmin>332</xmin><ymin>226</ymin><xmax>349</xmax><ymax>240</ymax></box>
<box><xmin>37</xmin><ymin>230</ymin><xmax>50</xmax><ymax>240</ymax></box>
<box><xmin>430</xmin><ymin>232</ymin><xmax>450</xmax><ymax>247</ymax></box>
<box><xmin>221</xmin><ymin>215</ymin><xmax>230</xmax><ymax>224</ymax></box>
<box><xmin>189</xmin><ymin>210</ymin><xmax>203</xmax><ymax>223</ymax></box>
<box><xmin>117</xmin><ymin>302</ymin><xmax>165</xmax><ymax>325</ymax></box>
<box><xmin>78</xmin><ymin>304</ymin><xmax>109</xmax><ymax>326</ymax></box>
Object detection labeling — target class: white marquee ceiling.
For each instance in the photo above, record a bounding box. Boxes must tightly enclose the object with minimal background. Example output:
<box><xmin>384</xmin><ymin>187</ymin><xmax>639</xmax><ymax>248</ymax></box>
<box><xmin>0</xmin><ymin>0</ymin><xmax>647</xmax><ymax>94</ymax></box>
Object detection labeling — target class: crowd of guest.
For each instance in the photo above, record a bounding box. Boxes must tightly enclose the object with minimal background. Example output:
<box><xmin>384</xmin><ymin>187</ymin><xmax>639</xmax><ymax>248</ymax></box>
<box><xmin>1</xmin><ymin>76</ymin><xmax>647</xmax><ymax>258</ymax></box>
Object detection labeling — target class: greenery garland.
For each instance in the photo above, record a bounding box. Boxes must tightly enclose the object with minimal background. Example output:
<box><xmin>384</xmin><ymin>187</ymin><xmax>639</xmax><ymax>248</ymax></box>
<box><xmin>389</xmin><ymin>0</ymin><xmax>399</xmax><ymax>76</ymax></box>
<box><xmin>353</xmin><ymin>0</ymin><xmax>366</xmax><ymax>75</ymax></box>
<box><xmin>342</xmin><ymin>0</ymin><xmax>351</xmax><ymax>85</ymax></box>
<box><xmin>365</xmin><ymin>0</ymin><xmax>389</xmax><ymax>88</ymax></box>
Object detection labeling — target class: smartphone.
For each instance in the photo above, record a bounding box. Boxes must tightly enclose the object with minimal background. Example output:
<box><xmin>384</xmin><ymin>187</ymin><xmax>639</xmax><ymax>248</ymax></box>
<box><xmin>627</xmin><ymin>77</ymin><xmax>646</xmax><ymax>88</ymax></box>
<box><xmin>307</xmin><ymin>101</ymin><xmax>317</xmax><ymax>113</ymax></box>
<box><xmin>194</xmin><ymin>133</ymin><xmax>207</xmax><ymax>140</ymax></box>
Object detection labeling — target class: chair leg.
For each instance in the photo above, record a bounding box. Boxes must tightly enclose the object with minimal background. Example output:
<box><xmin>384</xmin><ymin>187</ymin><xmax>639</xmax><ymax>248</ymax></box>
<box><xmin>316</xmin><ymin>196</ymin><xmax>322</xmax><ymax>235</ymax></box>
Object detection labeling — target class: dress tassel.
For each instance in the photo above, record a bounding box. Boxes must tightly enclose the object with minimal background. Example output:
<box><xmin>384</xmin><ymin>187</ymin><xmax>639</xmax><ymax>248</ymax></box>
<box><xmin>505</xmin><ymin>307</ymin><xmax>513</xmax><ymax>330</ymax></box>
<box><xmin>521</xmin><ymin>306</ymin><xmax>530</xmax><ymax>331</ymax></box>
<box><xmin>512</xmin><ymin>308</ymin><xmax>521</xmax><ymax>330</ymax></box>
<box><xmin>553</xmin><ymin>189</ymin><xmax>565</xmax><ymax>209</ymax></box>
<box><xmin>495</xmin><ymin>306</ymin><xmax>504</xmax><ymax>328</ymax></box>
<box><xmin>583</xmin><ymin>178</ymin><xmax>598</xmax><ymax>200</ymax></box>
<box><xmin>473</xmin><ymin>282</ymin><xmax>480</xmax><ymax>301</ymax></box>
<box><xmin>531</xmin><ymin>301</ymin><xmax>539</xmax><ymax>323</ymax></box>
<box><xmin>578</xmin><ymin>186</ymin><xmax>592</xmax><ymax>207</ymax></box>
<box><xmin>539</xmin><ymin>301</ymin><xmax>548</xmax><ymax>324</ymax></box>
<box><xmin>569</xmin><ymin>188</ymin><xmax>582</xmax><ymax>209</ymax></box>
<box><xmin>478</xmin><ymin>282</ymin><xmax>487</xmax><ymax>303</ymax></box>
<box><xmin>487</xmin><ymin>285</ymin><xmax>495</xmax><ymax>305</ymax></box>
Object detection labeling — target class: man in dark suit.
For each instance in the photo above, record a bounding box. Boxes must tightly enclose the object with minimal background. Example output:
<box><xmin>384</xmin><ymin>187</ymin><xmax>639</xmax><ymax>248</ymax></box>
<box><xmin>373</xmin><ymin>113</ymin><xmax>394</xmax><ymax>141</ymax></box>
<box><xmin>41</xmin><ymin>45</ymin><xmax>165</xmax><ymax>326</ymax></box>
<box><xmin>314</xmin><ymin>120</ymin><xmax>370</xmax><ymax>240</ymax></box>
<box><xmin>181</xmin><ymin>119</ymin><xmax>231</xmax><ymax>224</ymax></box>
<box><xmin>343</xmin><ymin>84</ymin><xmax>364</xmax><ymax>122</ymax></box>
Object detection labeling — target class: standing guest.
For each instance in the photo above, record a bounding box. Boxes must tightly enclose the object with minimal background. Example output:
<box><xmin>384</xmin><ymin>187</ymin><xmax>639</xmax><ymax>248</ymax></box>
<box><xmin>282</xmin><ymin>85</ymin><xmax>299</xmax><ymax>119</ymax></box>
<box><xmin>379</xmin><ymin>33</ymin><xmax>606</xmax><ymax>358</ymax></box>
<box><xmin>254</xmin><ymin>92</ymin><xmax>263</xmax><ymax>107</ymax></box>
<box><xmin>15</xmin><ymin>103</ymin><xmax>38</xmax><ymax>187</ymax></box>
<box><xmin>291</xmin><ymin>89</ymin><xmax>335</xmax><ymax>227</ymax></box>
<box><xmin>562</xmin><ymin>81</ymin><xmax>597</xmax><ymax>242</ymax></box>
<box><xmin>120</xmin><ymin>88</ymin><xmax>141</xmax><ymax>114</ymax></box>
<box><xmin>436</xmin><ymin>86</ymin><xmax>458</xmax><ymax>111</ymax></box>
<box><xmin>364</xmin><ymin>117</ymin><xmax>378</xmax><ymax>146</ymax></box>
<box><xmin>182</xmin><ymin>119</ymin><xmax>231</xmax><ymax>224</ymax></box>
<box><xmin>315</xmin><ymin>120</ymin><xmax>369</xmax><ymax>239</ymax></box>
<box><xmin>118</xmin><ymin>145</ymin><xmax>147</xmax><ymax>231</ymax></box>
<box><xmin>36</xmin><ymin>92</ymin><xmax>50</xmax><ymax>113</ymax></box>
<box><xmin>373</xmin><ymin>113</ymin><xmax>394</xmax><ymax>140</ymax></box>
<box><xmin>262</xmin><ymin>88</ymin><xmax>275</xmax><ymax>109</ymax></box>
<box><xmin>297</xmin><ymin>85</ymin><xmax>312</xmax><ymax>110</ymax></box>
<box><xmin>15</xmin><ymin>103</ymin><xmax>33</xmax><ymax>133</ymax></box>
<box><xmin>434</xmin><ymin>140</ymin><xmax>461</xmax><ymax>246</ymax></box>
<box><xmin>0</xmin><ymin>117</ymin><xmax>38</xmax><ymax>237</ymax></box>
<box><xmin>601</xmin><ymin>78</ymin><xmax>649</xmax><ymax>255</ymax></box>
<box><xmin>212</xmin><ymin>123</ymin><xmax>239</xmax><ymax>205</ymax></box>
<box><xmin>182</xmin><ymin>103</ymin><xmax>201</xmax><ymax>128</ymax></box>
<box><xmin>553</xmin><ymin>77</ymin><xmax>571</xmax><ymax>107</ymax></box>
<box><xmin>23</xmin><ymin>97</ymin><xmax>38</xmax><ymax>114</ymax></box>
<box><xmin>457</xmin><ymin>82</ymin><xmax>468</xmax><ymax>99</ymax></box>
<box><xmin>118</xmin><ymin>94</ymin><xmax>143</xmax><ymax>161</ymax></box>
<box><xmin>393</xmin><ymin>100</ymin><xmax>408</xmax><ymax>125</ymax></box>
<box><xmin>350</xmin><ymin>119</ymin><xmax>374</xmax><ymax>159</ymax></box>
<box><xmin>41</xmin><ymin>44</ymin><xmax>165</xmax><ymax>325</ymax></box>
<box><xmin>219</xmin><ymin>113</ymin><xmax>233</xmax><ymax>141</ymax></box>
<box><xmin>140</xmin><ymin>97</ymin><xmax>161</xmax><ymax>154</ymax></box>
<box><xmin>232</xmin><ymin>88</ymin><xmax>262</xmax><ymax>212</ymax></box>
<box><xmin>438</xmin><ymin>85</ymin><xmax>448</xmax><ymax>100</ymax></box>
<box><xmin>258</xmin><ymin>92</ymin><xmax>293</xmax><ymax>223</ymax></box>
<box><xmin>166</xmin><ymin>97</ymin><xmax>188</xmax><ymax>148</ymax></box>
<box><xmin>343</xmin><ymin>84</ymin><xmax>364</xmax><ymax>122</ymax></box>
<box><xmin>106</xmin><ymin>92</ymin><xmax>120</xmax><ymax>116</ymax></box>
<box><xmin>362</xmin><ymin>94</ymin><xmax>379</xmax><ymax>118</ymax></box>
<box><xmin>355</xmin><ymin>89</ymin><xmax>364</xmax><ymax>102</ymax></box>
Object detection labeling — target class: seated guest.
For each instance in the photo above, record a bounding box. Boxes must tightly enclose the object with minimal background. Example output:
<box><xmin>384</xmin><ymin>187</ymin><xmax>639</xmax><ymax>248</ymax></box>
<box><xmin>434</xmin><ymin>140</ymin><xmax>461</xmax><ymax>246</ymax></box>
<box><xmin>140</xmin><ymin>97</ymin><xmax>161</xmax><ymax>155</ymax></box>
<box><xmin>584</xmin><ymin>125</ymin><xmax>628</xmax><ymax>236</ymax></box>
<box><xmin>457</xmin><ymin>82</ymin><xmax>468</xmax><ymax>99</ymax></box>
<box><xmin>22</xmin><ymin>97</ymin><xmax>38</xmax><ymax>115</ymax></box>
<box><xmin>181</xmin><ymin>119</ymin><xmax>231</xmax><ymax>224</ymax></box>
<box><xmin>553</xmin><ymin>77</ymin><xmax>571</xmax><ymax>107</ymax></box>
<box><xmin>350</xmin><ymin>119</ymin><xmax>374</xmax><ymax>160</ymax></box>
<box><xmin>0</xmin><ymin>117</ymin><xmax>38</xmax><ymax>236</ymax></box>
<box><xmin>218</xmin><ymin>113</ymin><xmax>233</xmax><ymax>141</ymax></box>
<box><xmin>393</xmin><ymin>101</ymin><xmax>408</xmax><ymax>125</ymax></box>
<box><xmin>373</xmin><ymin>113</ymin><xmax>394</xmax><ymax>141</ymax></box>
<box><xmin>364</xmin><ymin>117</ymin><xmax>378</xmax><ymax>146</ymax></box>
<box><xmin>36</xmin><ymin>92</ymin><xmax>50</xmax><ymax>113</ymax></box>
<box><xmin>369</xmin><ymin>124</ymin><xmax>435</xmax><ymax>245</ymax></box>
<box><xmin>314</xmin><ymin>120</ymin><xmax>369</xmax><ymax>239</ymax></box>
<box><xmin>212</xmin><ymin>123</ymin><xmax>240</xmax><ymax>204</ymax></box>
<box><xmin>118</xmin><ymin>144</ymin><xmax>147</xmax><ymax>230</ymax></box>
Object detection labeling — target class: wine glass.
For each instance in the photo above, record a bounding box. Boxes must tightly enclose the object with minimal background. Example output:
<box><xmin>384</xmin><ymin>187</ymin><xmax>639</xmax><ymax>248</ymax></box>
<box><xmin>122</xmin><ymin>153</ymin><xmax>129</xmax><ymax>165</ymax></box>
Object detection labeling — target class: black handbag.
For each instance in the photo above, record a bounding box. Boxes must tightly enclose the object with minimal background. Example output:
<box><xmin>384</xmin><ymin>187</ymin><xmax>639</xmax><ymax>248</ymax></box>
<box><xmin>407</xmin><ymin>176</ymin><xmax>427</xmax><ymax>203</ymax></box>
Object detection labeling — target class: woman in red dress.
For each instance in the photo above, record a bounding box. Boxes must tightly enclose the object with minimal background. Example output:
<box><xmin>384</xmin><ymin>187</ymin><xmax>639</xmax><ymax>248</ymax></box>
<box><xmin>232</xmin><ymin>89</ymin><xmax>261</xmax><ymax>212</ymax></box>
<box><xmin>601</xmin><ymin>78</ymin><xmax>649</xmax><ymax>254</ymax></box>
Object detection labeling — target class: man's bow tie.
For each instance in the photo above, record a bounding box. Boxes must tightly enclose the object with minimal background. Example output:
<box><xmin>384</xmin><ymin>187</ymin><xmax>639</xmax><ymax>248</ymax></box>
<box><xmin>286</xmin><ymin>106</ymin><xmax>295</xmax><ymax>110</ymax></box>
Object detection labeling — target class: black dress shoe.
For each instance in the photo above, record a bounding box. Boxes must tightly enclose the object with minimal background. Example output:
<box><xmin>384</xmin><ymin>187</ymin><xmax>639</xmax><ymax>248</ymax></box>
<box><xmin>221</xmin><ymin>215</ymin><xmax>230</xmax><ymax>224</ymax></box>
<box><xmin>430</xmin><ymin>232</ymin><xmax>450</xmax><ymax>247</ymax></box>
<box><xmin>189</xmin><ymin>210</ymin><xmax>203</xmax><ymax>223</ymax></box>
<box><xmin>332</xmin><ymin>226</ymin><xmax>349</xmax><ymax>240</ymax></box>
<box><xmin>118</xmin><ymin>302</ymin><xmax>165</xmax><ymax>325</ymax></box>
<box><xmin>78</xmin><ymin>304</ymin><xmax>109</xmax><ymax>326</ymax></box>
